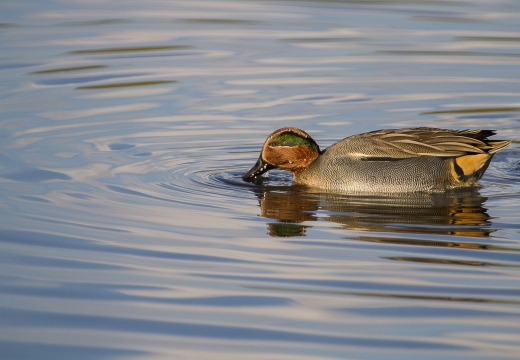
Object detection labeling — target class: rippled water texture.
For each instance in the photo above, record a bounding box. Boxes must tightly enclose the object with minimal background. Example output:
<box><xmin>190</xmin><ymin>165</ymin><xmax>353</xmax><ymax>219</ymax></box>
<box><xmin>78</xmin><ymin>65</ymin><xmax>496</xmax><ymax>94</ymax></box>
<box><xmin>1</xmin><ymin>1</ymin><xmax>520</xmax><ymax>359</ymax></box>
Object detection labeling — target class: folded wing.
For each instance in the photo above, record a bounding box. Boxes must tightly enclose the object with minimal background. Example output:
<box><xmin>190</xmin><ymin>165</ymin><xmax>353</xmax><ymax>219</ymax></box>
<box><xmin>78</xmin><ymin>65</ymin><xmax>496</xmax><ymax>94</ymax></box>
<box><xmin>328</xmin><ymin>127</ymin><xmax>511</xmax><ymax>160</ymax></box>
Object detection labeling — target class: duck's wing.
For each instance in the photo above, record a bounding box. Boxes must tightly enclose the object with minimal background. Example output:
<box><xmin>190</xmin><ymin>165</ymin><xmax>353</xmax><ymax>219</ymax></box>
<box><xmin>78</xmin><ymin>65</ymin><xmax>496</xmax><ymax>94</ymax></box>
<box><xmin>327</xmin><ymin>128</ymin><xmax>511</xmax><ymax>160</ymax></box>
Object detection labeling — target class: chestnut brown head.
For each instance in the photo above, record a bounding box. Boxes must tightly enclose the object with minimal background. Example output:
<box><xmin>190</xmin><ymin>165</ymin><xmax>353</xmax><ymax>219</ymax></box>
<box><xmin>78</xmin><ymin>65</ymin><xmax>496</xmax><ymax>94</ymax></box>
<box><xmin>243</xmin><ymin>127</ymin><xmax>321</xmax><ymax>180</ymax></box>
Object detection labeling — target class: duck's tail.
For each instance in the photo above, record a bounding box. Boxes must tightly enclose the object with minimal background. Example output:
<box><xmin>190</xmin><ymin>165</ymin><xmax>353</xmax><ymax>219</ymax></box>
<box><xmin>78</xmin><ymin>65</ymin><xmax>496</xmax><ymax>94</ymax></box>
<box><xmin>486</xmin><ymin>139</ymin><xmax>513</xmax><ymax>154</ymax></box>
<box><xmin>452</xmin><ymin>137</ymin><xmax>511</xmax><ymax>183</ymax></box>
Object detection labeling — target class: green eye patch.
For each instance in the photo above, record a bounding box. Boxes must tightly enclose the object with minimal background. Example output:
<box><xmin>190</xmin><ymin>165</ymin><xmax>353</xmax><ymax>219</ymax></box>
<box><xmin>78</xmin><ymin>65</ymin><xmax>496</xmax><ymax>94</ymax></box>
<box><xmin>268</xmin><ymin>132</ymin><xmax>318</xmax><ymax>151</ymax></box>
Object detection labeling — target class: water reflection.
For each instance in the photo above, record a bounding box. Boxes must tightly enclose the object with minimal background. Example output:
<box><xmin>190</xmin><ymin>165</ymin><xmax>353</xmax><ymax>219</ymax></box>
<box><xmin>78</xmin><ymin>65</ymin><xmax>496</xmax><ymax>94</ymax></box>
<box><xmin>250</xmin><ymin>182</ymin><xmax>492</xmax><ymax>238</ymax></box>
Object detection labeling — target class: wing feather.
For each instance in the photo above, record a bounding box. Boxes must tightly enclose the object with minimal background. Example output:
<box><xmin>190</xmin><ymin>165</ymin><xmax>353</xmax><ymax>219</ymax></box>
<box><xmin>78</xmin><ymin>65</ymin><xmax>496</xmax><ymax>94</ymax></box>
<box><xmin>324</xmin><ymin>127</ymin><xmax>510</xmax><ymax>160</ymax></box>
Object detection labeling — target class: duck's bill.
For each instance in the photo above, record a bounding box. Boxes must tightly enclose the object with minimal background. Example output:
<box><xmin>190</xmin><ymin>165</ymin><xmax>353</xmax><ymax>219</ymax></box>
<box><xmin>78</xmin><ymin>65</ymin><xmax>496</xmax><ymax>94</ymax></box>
<box><xmin>243</xmin><ymin>156</ymin><xmax>273</xmax><ymax>180</ymax></box>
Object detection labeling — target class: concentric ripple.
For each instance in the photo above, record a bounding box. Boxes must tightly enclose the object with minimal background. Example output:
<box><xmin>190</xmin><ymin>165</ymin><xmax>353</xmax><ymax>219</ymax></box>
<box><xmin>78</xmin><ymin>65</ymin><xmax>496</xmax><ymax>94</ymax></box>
<box><xmin>100</xmin><ymin>144</ymin><xmax>260</xmax><ymax>211</ymax></box>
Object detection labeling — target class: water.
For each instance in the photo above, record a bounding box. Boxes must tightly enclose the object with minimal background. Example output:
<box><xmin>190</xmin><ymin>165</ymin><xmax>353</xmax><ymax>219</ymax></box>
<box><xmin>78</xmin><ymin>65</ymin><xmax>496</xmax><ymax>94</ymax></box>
<box><xmin>1</xmin><ymin>1</ymin><xmax>520</xmax><ymax>359</ymax></box>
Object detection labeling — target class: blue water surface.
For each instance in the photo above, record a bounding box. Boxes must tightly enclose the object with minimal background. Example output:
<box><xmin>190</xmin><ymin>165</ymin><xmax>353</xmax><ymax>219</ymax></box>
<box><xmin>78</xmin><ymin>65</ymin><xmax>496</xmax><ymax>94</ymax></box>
<box><xmin>1</xmin><ymin>1</ymin><xmax>520</xmax><ymax>359</ymax></box>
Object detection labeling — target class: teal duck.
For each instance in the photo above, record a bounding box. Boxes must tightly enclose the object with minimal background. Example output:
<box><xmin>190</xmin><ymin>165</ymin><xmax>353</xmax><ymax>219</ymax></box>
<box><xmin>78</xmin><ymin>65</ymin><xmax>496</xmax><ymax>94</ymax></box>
<box><xmin>243</xmin><ymin>127</ymin><xmax>511</xmax><ymax>193</ymax></box>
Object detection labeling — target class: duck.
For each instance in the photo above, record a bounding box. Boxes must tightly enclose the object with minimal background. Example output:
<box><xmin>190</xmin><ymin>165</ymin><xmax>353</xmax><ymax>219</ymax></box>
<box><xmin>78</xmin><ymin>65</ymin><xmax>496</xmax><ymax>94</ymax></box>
<box><xmin>243</xmin><ymin>127</ymin><xmax>511</xmax><ymax>193</ymax></box>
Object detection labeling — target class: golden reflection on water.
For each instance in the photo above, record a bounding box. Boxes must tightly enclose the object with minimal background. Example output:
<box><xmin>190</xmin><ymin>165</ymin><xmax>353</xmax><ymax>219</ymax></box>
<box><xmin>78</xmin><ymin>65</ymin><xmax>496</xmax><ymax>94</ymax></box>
<box><xmin>421</xmin><ymin>107</ymin><xmax>520</xmax><ymax>115</ymax></box>
<box><xmin>68</xmin><ymin>45</ymin><xmax>191</xmax><ymax>54</ymax></box>
<box><xmin>254</xmin><ymin>185</ymin><xmax>493</xmax><ymax>238</ymax></box>
<box><xmin>76</xmin><ymin>80</ymin><xmax>176</xmax><ymax>90</ymax></box>
<box><xmin>384</xmin><ymin>257</ymin><xmax>520</xmax><ymax>268</ymax></box>
<box><xmin>31</xmin><ymin>65</ymin><xmax>107</xmax><ymax>74</ymax></box>
<box><xmin>247</xmin><ymin>285</ymin><xmax>520</xmax><ymax>305</ymax></box>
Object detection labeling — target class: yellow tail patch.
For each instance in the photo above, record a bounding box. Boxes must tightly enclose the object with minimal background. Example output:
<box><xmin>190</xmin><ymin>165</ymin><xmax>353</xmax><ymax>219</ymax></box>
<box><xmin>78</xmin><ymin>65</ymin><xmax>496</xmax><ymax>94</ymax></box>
<box><xmin>454</xmin><ymin>154</ymin><xmax>490</xmax><ymax>177</ymax></box>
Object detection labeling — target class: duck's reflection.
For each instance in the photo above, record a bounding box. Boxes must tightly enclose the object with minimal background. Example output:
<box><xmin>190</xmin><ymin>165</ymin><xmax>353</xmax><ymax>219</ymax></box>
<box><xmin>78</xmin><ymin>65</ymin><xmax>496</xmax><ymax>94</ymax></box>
<box><xmin>251</xmin><ymin>182</ymin><xmax>492</xmax><ymax>238</ymax></box>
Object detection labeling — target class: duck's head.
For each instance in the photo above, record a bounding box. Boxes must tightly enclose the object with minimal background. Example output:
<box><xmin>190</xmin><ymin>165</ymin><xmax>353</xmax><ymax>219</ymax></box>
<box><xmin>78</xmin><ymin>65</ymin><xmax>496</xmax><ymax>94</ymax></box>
<box><xmin>243</xmin><ymin>127</ymin><xmax>321</xmax><ymax>180</ymax></box>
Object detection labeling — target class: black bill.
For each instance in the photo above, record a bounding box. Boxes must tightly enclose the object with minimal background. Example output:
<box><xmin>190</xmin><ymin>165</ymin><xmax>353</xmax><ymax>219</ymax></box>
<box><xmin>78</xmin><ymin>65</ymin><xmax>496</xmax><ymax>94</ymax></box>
<box><xmin>243</xmin><ymin>156</ymin><xmax>273</xmax><ymax>180</ymax></box>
